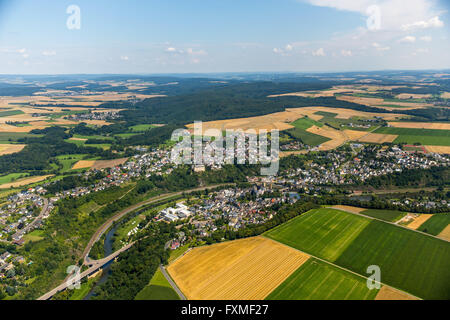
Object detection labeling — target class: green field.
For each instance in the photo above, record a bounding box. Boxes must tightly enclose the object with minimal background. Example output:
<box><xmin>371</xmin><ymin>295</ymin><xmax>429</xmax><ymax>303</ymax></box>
<box><xmin>0</xmin><ymin>110</ymin><xmax>25</xmax><ymax>117</ymax></box>
<box><xmin>287</xmin><ymin>128</ymin><xmax>331</xmax><ymax>146</ymax></box>
<box><xmin>266</xmin><ymin>208</ymin><xmax>371</xmax><ymax>261</ymax></box>
<box><xmin>129</xmin><ymin>124</ymin><xmax>157</xmax><ymax>132</ymax></box>
<box><xmin>417</xmin><ymin>213</ymin><xmax>450</xmax><ymax>236</ymax></box>
<box><xmin>0</xmin><ymin>132</ymin><xmax>42</xmax><ymax>144</ymax></box>
<box><xmin>360</xmin><ymin>209</ymin><xmax>406</xmax><ymax>222</ymax></box>
<box><xmin>134</xmin><ymin>268</ymin><xmax>180</xmax><ymax>300</ymax></box>
<box><xmin>266</xmin><ymin>258</ymin><xmax>379</xmax><ymax>300</ymax></box>
<box><xmin>56</xmin><ymin>154</ymin><xmax>89</xmax><ymax>172</ymax></box>
<box><xmin>0</xmin><ymin>173</ymin><xmax>30</xmax><ymax>184</ymax></box>
<box><xmin>23</xmin><ymin>230</ymin><xmax>45</xmax><ymax>243</ymax></box>
<box><xmin>266</xmin><ymin>208</ymin><xmax>450</xmax><ymax>300</ymax></box>
<box><xmin>291</xmin><ymin>117</ymin><xmax>323</xmax><ymax>130</ymax></box>
<box><xmin>374</xmin><ymin>127</ymin><xmax>450</xmax><ymax>146</ymax></box>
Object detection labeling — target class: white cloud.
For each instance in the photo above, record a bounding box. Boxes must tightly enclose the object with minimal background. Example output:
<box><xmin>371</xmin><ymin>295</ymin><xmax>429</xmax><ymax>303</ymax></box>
<box><xmin>302</xmin><ymin>0</ymin><xmax>444</xmax><ymax>32</ymax></box>
<box><xmin>187</xmin><ymin>48</ymin><xmax>207</xmax><ymax>56</ymax></box>
<box><xmin>399</xmin><ymin>36</ymin><xmax>416</xmax><ymax>43</ymax></box>
<box><xmin>412</xmin><ymin>48</ymin><xmax>430</xmax><ymax>55</ymax></box>
<box><xmin>165</xmin><ymin>47</ymin><xmax>179</xmax><ymax>53</ymax></box>
<box><xmin>285</xmin><ymin>44</ymin><xmax>293</xmax><ymax>51</ymax></box>
<box><xmin>42</xmin><ymin>50</ymin><xmax>56</xmax><ymax>56</ymax></box>
<box><xmin>420</xmin><ymin>36</ymin><xmax>432</xmax><ymax>42</ymax></box>
<box><xmin>401</xmin><ymin>16</ymin><xmax>444</xmax><ymax>31</ymax></box>
<box><xmin>341</xmin><ymin>49</ymin><xmax>352</xmax><ymax>56</ymax></box>
<box><xmin>312</xmin><ymin>48</ymin><xmax>326</xmax><ymax>56</ymax></box>
<box><xmin>372</xmin><ymin>42</ymin><xmax>390</xmax><ymax>51</ymax></box>
<box><xmin>120</xmin><ymin>56</ymin><xmax>129</xmax><ymax>61</ymax></box>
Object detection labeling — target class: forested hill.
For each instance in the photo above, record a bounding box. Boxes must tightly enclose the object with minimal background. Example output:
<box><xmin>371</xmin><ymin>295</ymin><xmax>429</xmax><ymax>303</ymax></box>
<box><xmin>118</xmin><ymin>82</ymin><xmax>375</xmax><ymax>125</ymax></box>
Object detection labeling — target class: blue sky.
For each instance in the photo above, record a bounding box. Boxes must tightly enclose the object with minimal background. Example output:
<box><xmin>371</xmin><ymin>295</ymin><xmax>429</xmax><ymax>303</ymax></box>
<box><xmin>0</xmin><ymin>0</ymin><xmax>449</xmax><ymax>74</ymax></box>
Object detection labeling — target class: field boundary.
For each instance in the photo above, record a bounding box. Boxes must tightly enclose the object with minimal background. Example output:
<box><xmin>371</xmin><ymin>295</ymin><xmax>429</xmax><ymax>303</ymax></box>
<box><xmin>331</xmin><ymin>206</ymin><xmax>450</xmax><ymax>243</ymax></box>
<box><xmin>260</xmin><ymin>235</ymin><xmax>422</xmax><ymax>300</ymax></box>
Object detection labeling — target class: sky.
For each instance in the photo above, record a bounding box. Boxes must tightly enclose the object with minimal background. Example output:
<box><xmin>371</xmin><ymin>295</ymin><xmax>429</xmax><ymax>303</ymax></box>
<box><xmin>0</xmin><ymin>0</ymin><xmax>449</xmax><ymax>74</ymax></box>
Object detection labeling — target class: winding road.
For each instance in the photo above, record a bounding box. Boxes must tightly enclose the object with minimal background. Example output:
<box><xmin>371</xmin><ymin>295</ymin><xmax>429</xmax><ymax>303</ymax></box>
<box><xmin>38</xmin><ymin>184</ymin><xmax>231</xmax><ymax>300</ymax></box>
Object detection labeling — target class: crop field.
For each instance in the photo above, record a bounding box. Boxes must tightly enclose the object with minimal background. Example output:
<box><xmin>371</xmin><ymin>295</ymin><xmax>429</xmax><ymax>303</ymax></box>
<box><xmin>425</xmin><ymin>145</ymin><xmax>450</xmax><ymax>154</ymax></box>
<box><xmin>72</xmin><ymin>160</ymin><xmax>96</xmax><ymax>170</ymax></box>
<box><xmin>388</xmin><ymin>122</ymin><xmax>450</xmax><ymax>130</ymax></box>
<box><xmin>135</xmin><ymin>269</ymin><xmax>180</xmax><ymax>300</ymax></box>
<box><xmin>357</xmin><ymin>132</ymin><xmax>398</xmax><ymax>144</ymax></box>
<box><xmin>306</xmin><ymin>126</ymin><xmax>348</xmax><ymax>150</ymax></box>
<box><xmin>266</xmin><ymin>258</ymin><xmax>379</xmax><ymax>300</ymax></box>
<box><xmin>91</xmin><ymin>158</ymin><xmax>129</xmax><ymax>170</ymax></box>
<box><xmin>417</xmin><ymin>213</ymin><xmax>450</xmax><ymax>237</ymax></box>
<box><xmin>167</xmin><ymin>237</ymin><xmax>310</xmax><ymax>300</ymax></box>
<box><xmin>375</xmin><ymin>286</ymin><xmax>418</xmax><ymax>300</ymax></box>
<box><xmin>0</xmin><ymin>173</ymin><xmax>30</xmax><ymax>185</ymax></box>
<box><xmin>287</xmin><ymin>127</ymin><xmax>331</xmax><ymax>146</ymax></box>
<box><xmin>129</xmin><ymin>124</ymin><xmax>158</xmax><ymax>132</ymax></box>
<box><xmin>0</xmin><ymin>175</ymin><xmax>53</xmax><ymax>189</ymax></box>
<box><xmin>331</xmin><ymin>205</ymin><xmax>365</xmax><ymax>214</ymax></box>
<box><xmin>406</xmin><ymin>214</ymin><xmax>433</xmax><ymax>229</ymax></box>
<box><xmin>374</xmin><ymin>127</ymin><xmax>450</xmax><ymax>146</ymax></box>
<box><xmin>332</xmin><ymin>206</ymin><xmax>406</xmax><ymax>222</ymax></box>
<box><xmin>290</xmin><ymin>117</ymin><xmax>323</xmax><ymax>130</ymax></box>
<box><xmin>360</xmin><ymin>209</ymin><xmax>406</xmax><ymax>222</ymax></box>
<box><xmin>266</xmin><ymin>208</ymin><xmax>450</xmax><ymax>300</ymax></box>
<box><xmin>0</xmin><ymin>144</ymin><xmax>26</xmax><ymax>155</ymax></box>
<box><xmin>265</xmin><ymin>208</ymin><xmax>371</xmax><ymax>261</ymax></box>
<box><xmin>0</xmin><ymin>109</ymin><xmax>25</xmax><ymax>117</ymax></box>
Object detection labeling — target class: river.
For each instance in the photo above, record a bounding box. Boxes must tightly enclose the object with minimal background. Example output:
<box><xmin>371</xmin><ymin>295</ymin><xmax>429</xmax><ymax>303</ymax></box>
<box><xmin>83</xmin><ymin>224</ymin><xmax>117</xmax><ymax>300</ymax></box>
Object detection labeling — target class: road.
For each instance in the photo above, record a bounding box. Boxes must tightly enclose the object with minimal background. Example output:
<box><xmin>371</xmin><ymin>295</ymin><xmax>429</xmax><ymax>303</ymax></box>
<box><xmin>82</xmin><ymin>184</ymin><xmax>232</xmax><ymax>263</ymax></box>
<box><xmin>38</xmin><ymin>242</ymin><xmax>135</xmax><ymax>301</ymax></box>
<box><xmin>39</xmin><ymin>184</ymin><xmax>231</xmax><ymax>300</ymax></box>
<box><xmin>160</xmin><ymin>265</ymin><xmax>186</xmax><ymax>300</ymax></box>
<box><xmin>13</xmin><ymin>198</ymin><xmax>49</xmax><ymax>241</ymax></box>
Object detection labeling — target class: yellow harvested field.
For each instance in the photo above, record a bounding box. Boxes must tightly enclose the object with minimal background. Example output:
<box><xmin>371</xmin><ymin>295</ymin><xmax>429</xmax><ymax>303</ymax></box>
<box><xmin>388</xmin><ymin>122</ymin><xmax>450</xmax><ymax>130</ymax></box>
<box><xmin>375</xmin><ymin>286</ymin><xmax>418</xmax><ymax>300</ymax></box>
<box><xmin>395</xmin><ymin>93</ymin><xmax>431</xmax><ymax>99</ymax></box>
<box><xmin>332</xmin><ymin>205</ymin><xmax>366</xmax><ymax>214</ymax></box>
<box><xmin>357</xmin><ymin>133</ymin><xmax>398</xmax><ymax>144</ymax></box>
<box><xmin>167</xmin><ymin>237</ymin><xmax>310</xmax><ymax>300</ymax></box>
<box><xmin>286</xmin><ymin>106</ymin><xmax>405</xmax><ymax>121</ymax></box>
<box><xmin>0</xmin><ymin>175</ymin><xmax>53</xmax><ymax>189</ymax></box>
<box><xmin>441</xmin><ymin>92</ymin><xmax>450</xmax><ymax>99</ymax></box>
<box><xmin>187</xmin><ymin>106</ymin><xmax>407</xmax><ymax>136</ymax></box>
<box><xmin>425</xmin><ymin>146</ymin><xmax>450</xmax><ymax>154</ymax></box>
<box><xmin>437</xmin><ymin>225</ymin><xmax>450</xmax><ymax>241</ymax></box>
<box><xmin>344</xmin><ymin>130</ymin><xmax>369</xmax><ymax>141</ymax></box>
<box><xmin>72</xmin><ymin>160</ymin><xmax>96</xmax><ymax>170</ymax></box>
<box><xmin>0</xmin><ymin>144</ymin><xmax>26</xmax><ymax>155</ymax></box>
<box><xmin>69</xmin><ymin>137</ymin><xmax>88</xmax><ymax>142</ymax></box>
<box><xmin>186</xmin><ymin>110</ymin><xmax>302</xmax><ymax>134</ymax></box>
<box><xmin>91</xmin><ymin>158</ymin><xmax>129</xmax><ymax>170</ymax></box>
<box><xmin>407</xmin><ymin>214</ymin><xmax>433</xmax><ymax>230</ymax></box>
<box><xmin>306</xmin><ymin>125</ymin><xmax>347</xmax><ymax>150</ymax></box>
<box><xmin>337</xmin><ymin>95</ymin><xmax>430</xmax><ymax>109</ymax></box>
